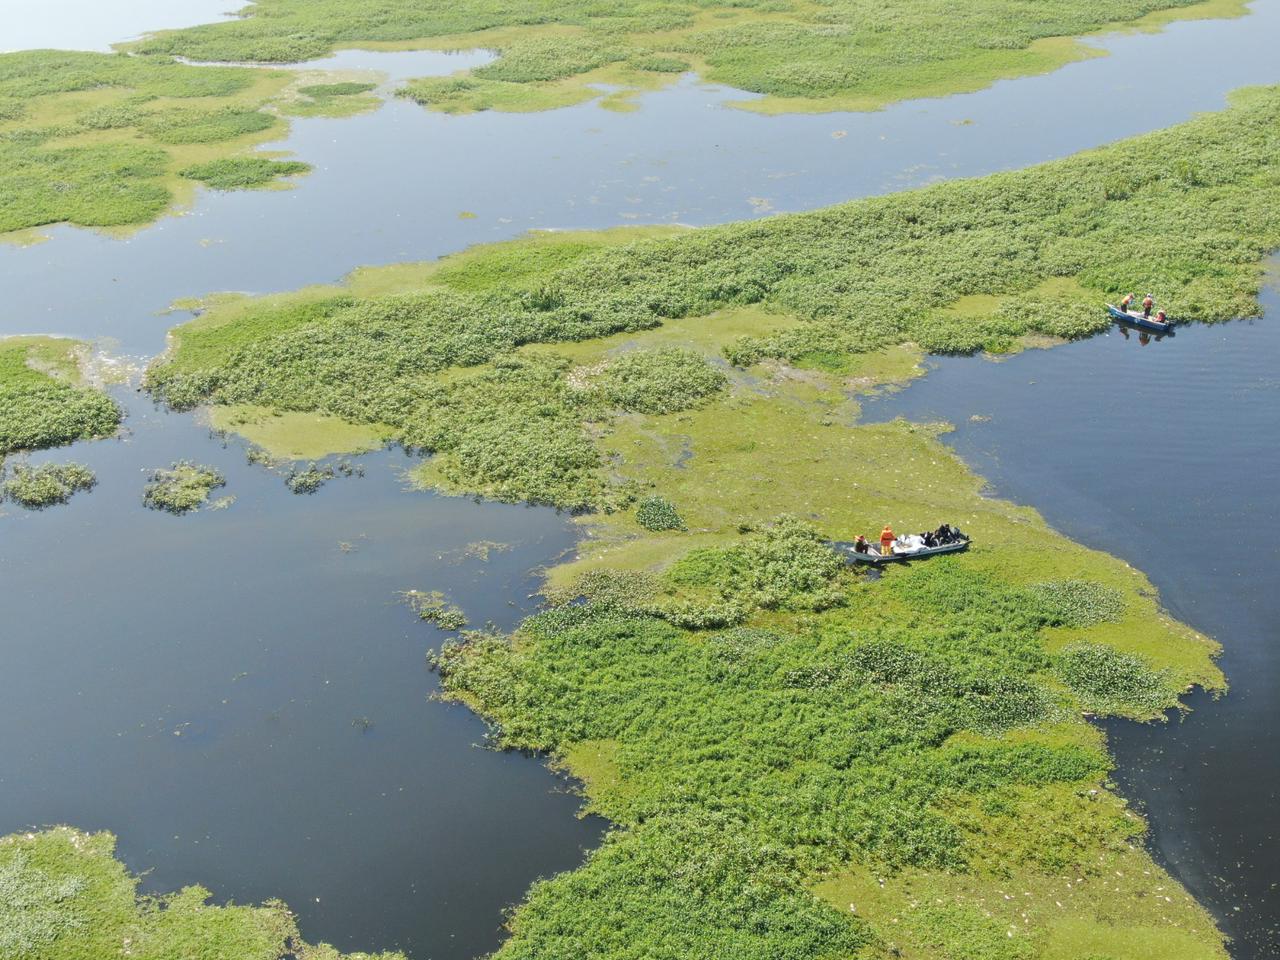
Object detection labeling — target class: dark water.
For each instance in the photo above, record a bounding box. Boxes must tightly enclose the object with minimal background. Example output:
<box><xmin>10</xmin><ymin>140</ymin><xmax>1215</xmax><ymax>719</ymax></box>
<box><xmin>0</xmin><ymin>397</ymin><xmax>604</xmax><ymax>958</ymax></box>
<box><xmin>5</xmin><ymin>1</ymin><xmax>1280</xmax><ymax>355</ymax></box>
<box><xmin>863</xmin><ymin>281</ymin><xmax>1280</xmax><ymax>958</ymax></box>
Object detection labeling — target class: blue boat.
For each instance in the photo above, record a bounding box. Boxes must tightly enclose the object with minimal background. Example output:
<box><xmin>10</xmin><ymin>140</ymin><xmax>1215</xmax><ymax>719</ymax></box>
<box><xmin>1106</xmin><ymin>303</ymin><xmax>1175</xmax><ymax>333</ymax></box>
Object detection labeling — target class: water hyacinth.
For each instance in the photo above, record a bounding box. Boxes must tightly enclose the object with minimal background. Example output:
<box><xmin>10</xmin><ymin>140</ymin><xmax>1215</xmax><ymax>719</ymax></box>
<box><xmin>1</xmin><ymin>461</ymin><xmax>96</xmax><ymax>509</ymax></box>
<box><xmin>142</xmin><ymin>461</ymin><xmax>226</xmax><ymax>514</ymax></box>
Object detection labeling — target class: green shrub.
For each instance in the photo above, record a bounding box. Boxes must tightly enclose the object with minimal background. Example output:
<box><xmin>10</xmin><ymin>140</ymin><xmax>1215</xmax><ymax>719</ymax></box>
<box><xmin>635</xmin><ymin>494</ymin><xmax>685</xmax><ymax>531</ymax></box>
<box><xmin>0</xmin><ymin>340</ymin><xmax>121</xmax><ymax>454</ymax></box>
<box><xmin>2</xmin><ymin>462</ymin><xmax>96</xmax><ymax>508</ymax></box>
<box><xmin>142</xmin><ymin>461</ymin><xmax>226</xmax><ymax>514</ymax></box>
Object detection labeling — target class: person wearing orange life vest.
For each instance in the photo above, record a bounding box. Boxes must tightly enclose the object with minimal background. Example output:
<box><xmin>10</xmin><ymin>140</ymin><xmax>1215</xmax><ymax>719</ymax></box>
<box><xmin>1142</xmin><ymin>294</ymin><xmax>1155</xmax><ymax>318</ymax></box>
<box><xmin>880</xmin><ymin>525</ymin><xmax>895</xmax><ymax>557</ymax></box>
<box><xmin>1120</xmin><ymin>292</ymin><xmax>1136</xmax><ymax>313</ymax></box>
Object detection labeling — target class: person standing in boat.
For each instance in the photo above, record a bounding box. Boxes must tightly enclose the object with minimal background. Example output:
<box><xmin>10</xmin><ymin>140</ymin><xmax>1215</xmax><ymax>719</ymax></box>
<box><xmin>1142</xmin><ymin>293</ymin><xmax>1155</xmax><ymax>318</ymax></box>
<box><xmin>880</xmin><ymin>525</ymin><xmax>895</xmax><ymax>557</ymax></box>
<box><xmin>1120</xmin><ymin>292</ymin><xmax>1136</xmax><ymax>313</ymax></box>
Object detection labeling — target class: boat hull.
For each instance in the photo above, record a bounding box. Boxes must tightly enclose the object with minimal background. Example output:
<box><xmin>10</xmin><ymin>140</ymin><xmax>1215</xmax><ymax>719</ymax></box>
<box><xmin>1106</xmin><ymin>304</ymin><xmax>1174</xmax><ymax>333</ymax></box>
<box><xmin>830</xmin><ymin>539</ymin><xmax>970</xmax><ymax>565</ymax></box>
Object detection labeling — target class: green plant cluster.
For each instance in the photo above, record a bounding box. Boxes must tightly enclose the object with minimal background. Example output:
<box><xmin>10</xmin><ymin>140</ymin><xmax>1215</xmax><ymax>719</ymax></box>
<box><xmin>142</xmin><ymin>460</ymin><xmax>226</xmax><ymax>513</ymax></box>
<box><xmin>131</xmin><ymin>0</ymin><xmax>1219</xmax><ymax>111</ymax></box>
<box><xmin>0</xmin><ymin>49</ymin><xmax>289</xmax><ymax>234</ymax></box>
<box><xmin>634</xmin><ymin>494</ymin><xmax>685</xmax><ymax>531</ymax></box>
<box><xmin>179</xmin><ymin>156</ymin><xmax>311</xmax><ymax>190</ymax></box>
<box><xmin>433</xmin><ymin>546</ymin><xmax>1127</xmax><ymax>958</ymax></box>
<box><xmin>402</xmin><ymin>589</ymin><xmax>468</xmax><ymax>630</ymax></box>
<box><xmin>149</xmin><ymin>88</ymin><xmax>1280</xmax><ymax>507</ymax></box>
<box><xmin>1031</xmin><ymin>579</ymin><xmax>1127</xmax><ymax>627</ymax></box>
<box><xmin>0</xmin><ymin>827</ymin><xmax>405</xmax><ymax>960</ymax></box>
<box><xmin>1</xmin><ymin>461</ymin><xmax>96</xmax><ymax>509</ymax></box>
<box><xmin>287</xmin><ymin>80</ymin><xmax>380</xmax><ymax>117</ymax></box>
<box><xmin>1057</xmin><ymin>643</ymin><xmax>1173</xmax><ymax>716</ymax></box>
<box><xmin>0</xmin><ymin>339</ymin><xmax>121</xmax><ymax>457</ymax></box>
<box><xmin>599</xmin><ymin>348</ymin><xmax>728</xmax><ymax>414</ymax></box>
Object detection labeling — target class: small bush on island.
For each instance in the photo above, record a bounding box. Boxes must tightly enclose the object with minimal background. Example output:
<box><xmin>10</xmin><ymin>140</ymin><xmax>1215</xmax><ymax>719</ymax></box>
<box><xmin>179</xmin><ymin>157</ymin><xmax>311</xmax><ymax>190</ymax></box>
<box><xmin>142</xmin><ymin>461</ymin><xmax>226</xmax><ymax>514</ymax></box>
<box><xmin>2</xmin><ymin>462</ymin><xmax>96</xmax><ymax>508</ymax></box>
<box><xmin>635</xmin><ymin>494</ymin><xmax>685</xmax><ymax>531</ymax></box>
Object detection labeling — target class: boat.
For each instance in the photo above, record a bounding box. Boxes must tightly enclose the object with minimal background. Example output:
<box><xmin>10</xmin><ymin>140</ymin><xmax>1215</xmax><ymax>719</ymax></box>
<box><xmin>829</xmin><ymin>537</ymin><xmax>970</xmax><ymax>565</ymax></box>
<box><xmin>1106</xmin><ymin>303</ymin><xmax>1175</xmax><ymax>333</ymax></box>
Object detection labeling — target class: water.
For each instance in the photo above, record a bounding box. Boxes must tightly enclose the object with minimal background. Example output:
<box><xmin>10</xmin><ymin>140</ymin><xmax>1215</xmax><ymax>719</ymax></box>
<box><xmin>862</xmin><ymin>280</ymin><xmax>1280</xmax><ymax>958</ymax></box>
<box><xmin>4</xmin><ymin>3</ymin><xmax>1280</xmax><ymax>958</ymax></box>
<box><xmin>5</xmin><ymin>2</ymin><xmax>1280</xmax><ymax>355</ymax></box>
<box><xmin>0</xmin><ymin>0</ymin><xmax>237</xmax><ymax>53</ymax></box>
<box><xmin>0</xmin><ymin>394</ymin><xmax>605</xmax><ymax>957</ymax></box>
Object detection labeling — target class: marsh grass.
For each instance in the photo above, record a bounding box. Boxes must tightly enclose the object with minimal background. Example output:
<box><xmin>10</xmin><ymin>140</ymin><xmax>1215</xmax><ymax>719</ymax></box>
<box><xmin>179</xmin><ymin>156</ymin><xmax>311</xmax><ymax>190</ymax></box>
<box><xmin>0</xmin><ymin>50</ymin><xmax>296</xmax><ymax>234</ymax></box>
<box><xmin>142</xmin><ymin>460</ymin><xmax>226</xmax><ymax>513</ymax></box>
<box><xmin>0</xmin><ymin>337</ymin><xmax>121</xmax><ymax>457</ymax></box>
<box><xmin>150</xmin><ymin>86</ymin><xmax>1280</xmax><ymax>509</ymax></box>
<box><xmin>1</xmin><ymin>461</ymin><xmax>96</xmax><ymax>509</ymax></box>
<box><xmin>0</xmin><ymin>827</ymin><xmax>406</xmax><ymax>960</ymax></box>
<box><xmin>132</xmin><ymin>0</ymin><xmax>1246</xmax><ymax>113</ymax></box>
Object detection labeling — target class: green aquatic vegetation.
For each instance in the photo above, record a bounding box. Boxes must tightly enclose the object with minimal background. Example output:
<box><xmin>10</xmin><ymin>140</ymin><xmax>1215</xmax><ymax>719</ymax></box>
<box><xmin>402</xmin><ymin>589</ymin><xmax>468</xmax><ymax>630</ymax></box>
<box><xmin>1057</xmin><ymin>643</ymin><xmax>1173</xmax><ymax>717</ymax></box>
<box><xmin>180</xmin><ymin>157</ymin><xmax>312</xmax><ymax>190</ymax></box>
<box><xmin>132</xmin><ymin>0</ymin><xmax>1245</xmax><ymax>114</ymax></box>
<box><xmin>142</xmin><ymin>460</ymin><xmax>226</xmax><ymax>513</ymax></box>
<box><xmin>0</xmin><ymin>337</ymin><xmax>121</xmax><ymax>457</ymax></box>
<box><xmin>0</xmin><ymin>49</ymin><xmax>297</xmax><ymax>235</ymax></box>
<box><xmin>285</xmin><ymin>81</ymin><xmax>380</xmax><ymax>117</ymax></box>
<box><xmin>0</xmin><ymin>827</ymin><xmax>405</xmax><ymax>960</ymax></box>
<box><xmin>140</xmin><ymin>106</ymin><xmax>277</xmax><ymax>144</ymax></box>
<box><xmin>2</xmin><ymin>462</ymin><xmax>96</xmax><ymax>509</ymax></box>
<box><xmin>598</xmin><ymin>348</ymin><xmax>727</xmax><ymax>414</ymax></box>
<box><xmin>0</xmin><ymin>849</ymin><xmax>87</xmax><ymax>958</ymax></box>
<box><xmin>1031</xmin><ymin>579</ymin><xmax>1127</xmax><ymax>627</ymax></box>
<box><xmin>635</xmin><ymin>494</ymin><xmax>685</xmax><ymax>531</ymax></box>
<box><xmin>151</xmin><ymin>87</ymin><xmax>1280</xmax><ymax>508</ymax></box>
<box><xmin>285</xmin><ymin>462</ymin><xmax>334</xmax><ymax>493</ymax></box>
<box><xmin>297</xmin><ymin>81</ymin><xmax>377</xmax><ymax>99</ymax></box>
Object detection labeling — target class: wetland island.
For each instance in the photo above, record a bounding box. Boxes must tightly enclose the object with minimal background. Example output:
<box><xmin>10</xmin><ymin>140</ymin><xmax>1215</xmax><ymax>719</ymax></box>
<box><xmin>2</xmin><ymin>1</ymin><xmax>1277</xmax><ymax>959</ymax></box>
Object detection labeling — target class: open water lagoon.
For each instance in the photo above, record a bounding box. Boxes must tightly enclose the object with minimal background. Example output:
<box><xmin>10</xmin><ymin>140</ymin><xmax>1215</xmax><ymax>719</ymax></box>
<box><xmin>3</xmin><ymin>1</ymin><xmax>1280</xmax><ymax>957</ymax></box>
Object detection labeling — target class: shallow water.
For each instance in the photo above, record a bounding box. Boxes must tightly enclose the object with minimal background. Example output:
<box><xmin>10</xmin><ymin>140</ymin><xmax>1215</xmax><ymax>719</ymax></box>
<box><xmin>0</xmin><ymin>0</ymin><xmax>236</xmax><ymax>53</ymax></box>
<box><xmin>5</xmin><ymin>1</ymin><xmax>1280</xmax><ymax>356</ymax></box>
<box><xmin>863</xmin><ymin>281</ymin><xmax>1280</xmax><ymax>958</ymax></box>
<box><xmin>0</xmin><ymin>397</ymin><xmax>604</xmax><ymax>957</ymax></box>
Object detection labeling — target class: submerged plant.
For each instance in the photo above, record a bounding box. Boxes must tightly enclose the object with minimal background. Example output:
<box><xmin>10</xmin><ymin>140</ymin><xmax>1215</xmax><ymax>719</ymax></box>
<box><xmin>401</xmin><ymin>590</ymin><xmax>468</xmax><ymax>631</ymax></box>
<box><xmin>142</xmin><ymin>461</ymin><xmax>226</xmax><ymax>514</ymax></box>
<box><xmin>1</xmin><ymin>461</ymin><xmax>96</xmax><ymax>508</ymax></box>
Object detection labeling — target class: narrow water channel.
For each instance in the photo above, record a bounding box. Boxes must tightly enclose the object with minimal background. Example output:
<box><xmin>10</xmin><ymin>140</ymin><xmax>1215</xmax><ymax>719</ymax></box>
<box><xmin>862</xmin><ymin>280</ymin><xmax>1280</xmax><ymax>959</ymax></box>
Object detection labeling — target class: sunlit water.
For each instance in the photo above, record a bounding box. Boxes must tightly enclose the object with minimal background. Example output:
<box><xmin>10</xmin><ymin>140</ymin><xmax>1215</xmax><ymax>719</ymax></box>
<box><xmin>3</xmin><ymin>3</ymin><xmax>1280</xmax><ymax>958</ymax></box>
<box><xmin>863</xmin><ymin>279</ymin><xmax>1280</xmax><ymax>959</ymax></box>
